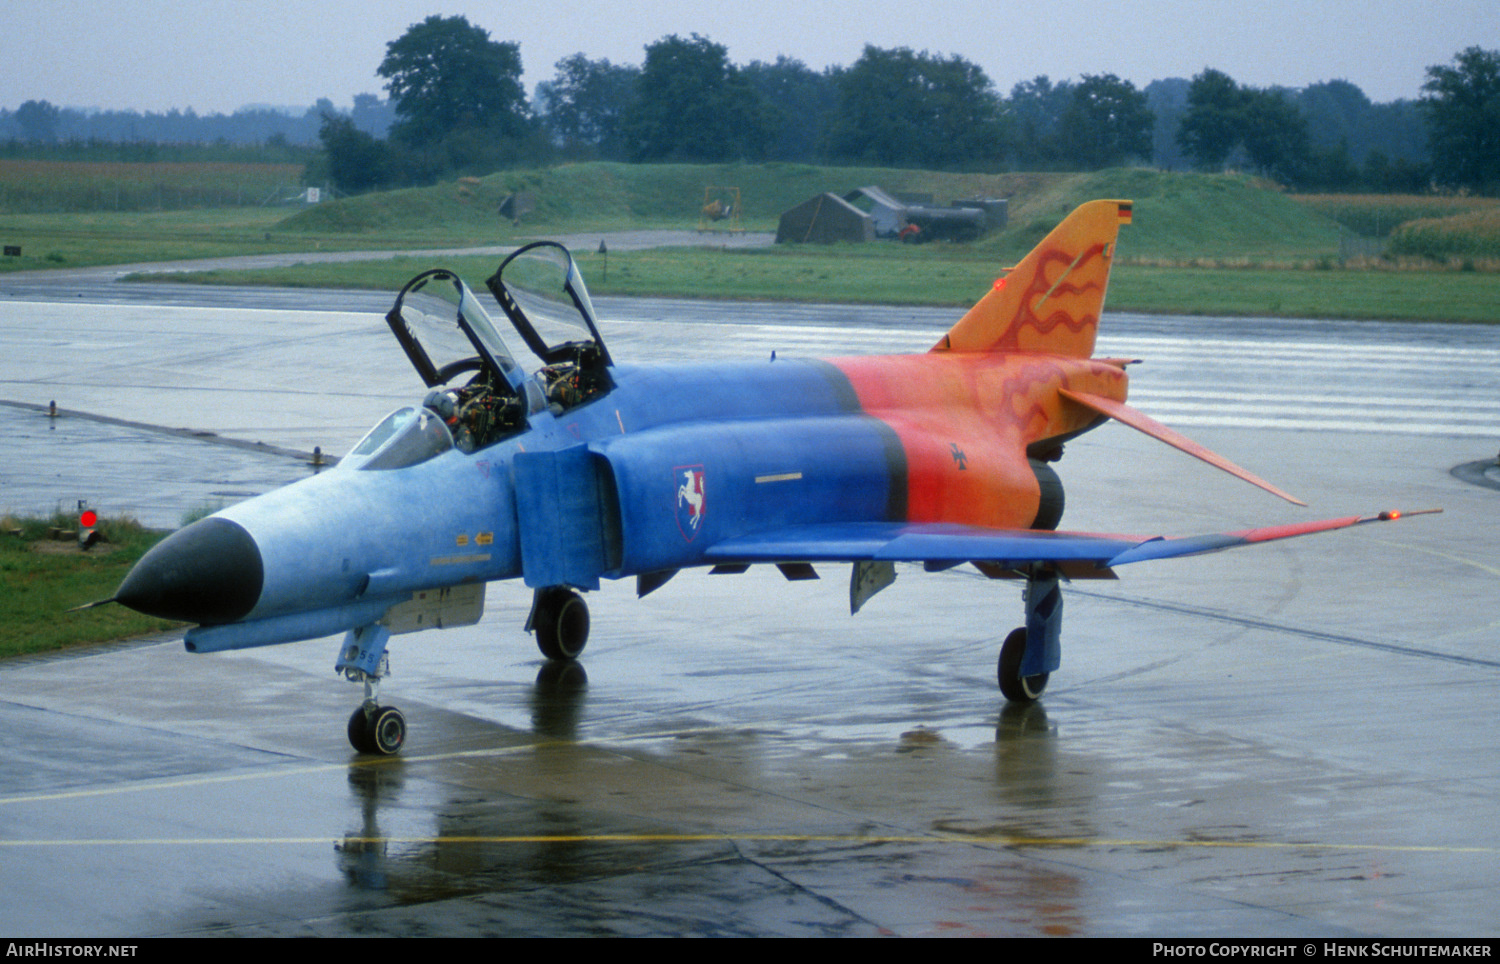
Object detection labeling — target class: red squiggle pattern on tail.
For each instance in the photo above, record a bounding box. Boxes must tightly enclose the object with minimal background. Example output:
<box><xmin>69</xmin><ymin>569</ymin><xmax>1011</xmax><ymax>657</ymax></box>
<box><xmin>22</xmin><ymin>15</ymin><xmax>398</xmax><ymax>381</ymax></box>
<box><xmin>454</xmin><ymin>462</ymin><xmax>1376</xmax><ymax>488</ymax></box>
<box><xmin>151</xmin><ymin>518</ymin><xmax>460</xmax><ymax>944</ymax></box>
<box><xmin>935</xmin><ymin>200</ymin><xmax>1130</xmax><ymax>360</ymax></box>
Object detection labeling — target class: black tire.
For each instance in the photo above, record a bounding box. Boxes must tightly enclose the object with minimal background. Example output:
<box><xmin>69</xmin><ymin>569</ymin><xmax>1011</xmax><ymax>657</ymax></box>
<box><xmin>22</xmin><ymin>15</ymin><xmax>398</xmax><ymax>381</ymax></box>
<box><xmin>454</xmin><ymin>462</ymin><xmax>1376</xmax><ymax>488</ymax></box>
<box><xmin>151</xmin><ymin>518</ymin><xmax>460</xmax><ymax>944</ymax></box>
<box><xmin>348</xmin><ymin>706</ymin><xmax>376</xmax><ymax>754</ymax></box>
<box><xmin>348</xmin><ymin>704</ymin><xmax>406</xmax><ymax>756</ymax></box>
<box><xmin>369</xmin><ymin>706</ymin><xmax>406</xmax><ymax>756</ymax></box>
<box><xmin>535</xmin><ymin>587</ymin><xmax>589</xmax><ymax>661</ymax></box>
<box><xmin>998</xmin><ymin>627</ymin><xmax>1049</xmax><ymax>703</ymax></box>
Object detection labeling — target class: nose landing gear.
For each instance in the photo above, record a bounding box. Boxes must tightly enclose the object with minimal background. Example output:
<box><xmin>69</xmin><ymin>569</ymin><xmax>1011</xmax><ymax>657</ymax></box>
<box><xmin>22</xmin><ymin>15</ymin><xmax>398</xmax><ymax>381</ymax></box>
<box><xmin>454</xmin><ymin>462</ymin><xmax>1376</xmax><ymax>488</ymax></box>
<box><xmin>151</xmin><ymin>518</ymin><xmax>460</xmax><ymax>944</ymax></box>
<box><xmin>339</xmin><ymin>623</ymin><xmax>406</xmax><ymax>756</ymax></box>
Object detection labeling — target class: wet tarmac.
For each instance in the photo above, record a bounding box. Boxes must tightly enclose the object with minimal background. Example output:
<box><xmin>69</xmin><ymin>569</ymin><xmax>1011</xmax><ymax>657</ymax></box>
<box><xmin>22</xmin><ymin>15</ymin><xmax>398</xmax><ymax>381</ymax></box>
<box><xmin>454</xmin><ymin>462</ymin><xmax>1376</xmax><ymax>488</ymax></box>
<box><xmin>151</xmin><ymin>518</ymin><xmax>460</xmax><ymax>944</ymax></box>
<box><xmin>0</xmin><ymin>400</ymin><xmax>315</xmax><ymax>528</ymax></box>
<box><xmin>1</xmin><ymin>262</ymin><xmax>1498</xmax><ymax>936</ymax></box>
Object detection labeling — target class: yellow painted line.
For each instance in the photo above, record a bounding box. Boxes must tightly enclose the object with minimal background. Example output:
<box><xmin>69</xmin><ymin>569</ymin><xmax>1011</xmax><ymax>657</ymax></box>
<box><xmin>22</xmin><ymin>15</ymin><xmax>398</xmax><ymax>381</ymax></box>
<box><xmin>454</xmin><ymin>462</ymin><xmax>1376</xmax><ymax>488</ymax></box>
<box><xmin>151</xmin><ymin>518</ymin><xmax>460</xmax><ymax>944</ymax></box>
<box><xmin>1365</xmin><ymin>535</ymin><xmax>1500</xmax><ymax>579</ymax></box>
<box><xmin>5</xmin><ymin>728</ymin><xmax>1491</xmax><ymax>857</ymax></box>
<box><xmin>1362</xmin><ymin>536</ymin><xmax>1500</xmax><ymax>642</ymax></box>
<box><xmin>0</xmin><ymin>729</ymin><xmax>730</xmax><ymax>807</ymax></box>
<box><xmin>1</xmin><ymin>832</ymin><xmax>1495</xmax><ymax>856</ymax></box>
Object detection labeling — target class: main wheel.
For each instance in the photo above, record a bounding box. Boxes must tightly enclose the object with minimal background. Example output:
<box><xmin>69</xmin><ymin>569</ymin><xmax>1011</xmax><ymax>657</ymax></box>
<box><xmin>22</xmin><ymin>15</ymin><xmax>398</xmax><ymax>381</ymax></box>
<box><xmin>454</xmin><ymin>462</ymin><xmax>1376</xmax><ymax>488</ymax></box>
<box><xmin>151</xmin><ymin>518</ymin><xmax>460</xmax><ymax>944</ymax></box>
<box><xmin>534</xmin><ymin>587</ymin><xmax>589</xmax><ymax>661</ymax></box>
<box><xmin>998</xmin><ymin>627</ymin><xmax>1049</xmax><ymax>703</ymax></box>
<box><xmin>347</xmin><ymin>705</ymin><xmax>406</xmax><ymax>755</ymax></box>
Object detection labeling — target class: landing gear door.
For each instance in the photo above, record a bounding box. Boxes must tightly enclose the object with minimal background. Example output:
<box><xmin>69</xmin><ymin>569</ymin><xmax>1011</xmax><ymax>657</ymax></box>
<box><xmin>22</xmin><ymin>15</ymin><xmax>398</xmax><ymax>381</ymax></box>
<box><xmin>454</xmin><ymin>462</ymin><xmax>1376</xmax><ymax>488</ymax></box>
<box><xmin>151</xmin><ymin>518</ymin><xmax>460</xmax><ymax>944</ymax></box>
<box><xmin>386</xmin><ymin>269</ymin><xmax>529</xmax><ymax>394</ymax></box>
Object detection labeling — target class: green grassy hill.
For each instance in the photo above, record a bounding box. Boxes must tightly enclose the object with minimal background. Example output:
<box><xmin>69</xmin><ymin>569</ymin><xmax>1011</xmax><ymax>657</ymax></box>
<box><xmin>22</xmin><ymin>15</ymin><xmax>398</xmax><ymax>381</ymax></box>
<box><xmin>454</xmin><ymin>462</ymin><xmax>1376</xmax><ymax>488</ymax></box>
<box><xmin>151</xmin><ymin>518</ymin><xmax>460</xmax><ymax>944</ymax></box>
<box><xmin>983</xmin><ymin>169</ymin><xmax>1342</xmax><ymax>261</ymax></box>
<box><xmin>280</xmin><ymin>162</ymin><xmax>1072</xmax><ymax>236</ymax></box>
<box><xmin>281</xmin><ymin>162</ymin><xmax>1344</xmax><ymax>264</ymax></box>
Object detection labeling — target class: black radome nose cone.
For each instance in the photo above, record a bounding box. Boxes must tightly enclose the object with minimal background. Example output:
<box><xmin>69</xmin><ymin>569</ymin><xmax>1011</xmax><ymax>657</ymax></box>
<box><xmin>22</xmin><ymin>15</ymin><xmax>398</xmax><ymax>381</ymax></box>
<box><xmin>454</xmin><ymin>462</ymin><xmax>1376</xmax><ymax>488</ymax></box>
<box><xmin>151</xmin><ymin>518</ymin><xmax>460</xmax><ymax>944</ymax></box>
<box><xmin>116</xmin><ymin>517</ymin><xmax>263</xmax><ymax>623</ymax></box>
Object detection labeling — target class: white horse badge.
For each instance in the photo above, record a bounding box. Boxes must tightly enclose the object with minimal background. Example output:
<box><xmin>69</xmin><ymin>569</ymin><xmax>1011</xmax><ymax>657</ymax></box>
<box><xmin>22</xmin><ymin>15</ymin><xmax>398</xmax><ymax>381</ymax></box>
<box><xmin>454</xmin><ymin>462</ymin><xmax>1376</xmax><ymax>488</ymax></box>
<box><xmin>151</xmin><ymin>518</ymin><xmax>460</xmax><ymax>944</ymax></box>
<box><xmin>675</xmin><ymin>466</ymin><xmax>706</xmax><ymax>539</ymax></box>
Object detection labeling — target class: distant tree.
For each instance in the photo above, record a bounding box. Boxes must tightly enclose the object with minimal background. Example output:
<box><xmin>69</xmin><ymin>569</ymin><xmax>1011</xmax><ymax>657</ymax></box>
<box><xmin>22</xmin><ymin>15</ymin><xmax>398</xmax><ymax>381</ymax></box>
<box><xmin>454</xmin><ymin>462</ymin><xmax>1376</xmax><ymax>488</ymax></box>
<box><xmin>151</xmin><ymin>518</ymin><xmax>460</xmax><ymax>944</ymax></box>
<box><xmin>349</xmin><ymin>93</ymin><xmax>396</xmax><ymax>139</ymax></box>
<box><xmin>318</xmin><ymin>114</ymin><xmax>391</xmax><ymax>193</ymax></box>
<box><xmin>1177</xmin><ymin>68</ymin><xmax>1244</xmax><ymax>169</ymax></box>
<box><xmin>1145</xmin><ymin>77</ymin><xmax>1191</xmax><ymax>169</ymax></box>
<box><xmin>1421</xmin><ymin>46</ymin><xmax>1500</xmax><ymax>192</ymax></box>
<box><xmin>1301</xmin><ymin>139</ymin><xmax>1362</xmax><ymax>191</ymax></box>
<box><xmin>1363</xmin><ymin>100</ymin><xmax>1429</xmax><ymax>166</ymax></box>
<box><xmin>1360</xmin><ymin>148</ymin><xmax>1431</xmax><ymax>193</ymax></box>
<box><xmin>14</xmin><ymin>99</ymin><xmax>61</xmax><ymax>143</ymax></box>
<box><xmin>1239</xmin><ymin>88</ymin><xmax>1310</xmax><ymax>182</ymax></box>
<box><xmin>1297</xmin><ymin>80</ymin><xmax>1371</xmax><ymax>152</ymax></box>
<box><xmin>1056</xmin><ymin>74</ymin><xmax>1153</xmax><ymax>168</ymax></box>
<box><xmin>536</xmin><ymin>54</ymin><xmax>639</xmax><ymax>158</ymax></box>
<box><xmin>622</xmin><ymin>34</ymin><xmax>771</xmax><ymax>162</ymax></box>
<box><xmin>1006</xmin><ymin>75</ymin><xmax>1073</xmax><ymax>167</ymax></box>
<box><xmin>741</xmin><ymin>56</ymin><xmax>838</xmax><ymax>162</ymax></box>
<box><xmin>377</xmin><ymin>15</ymin><xmax>529</xmax><ymax>146</ymax></box>
<box><xmin>826</xmin><ymin>46</ymin><xmax>1006</xmax><ymax>168</ymax></box>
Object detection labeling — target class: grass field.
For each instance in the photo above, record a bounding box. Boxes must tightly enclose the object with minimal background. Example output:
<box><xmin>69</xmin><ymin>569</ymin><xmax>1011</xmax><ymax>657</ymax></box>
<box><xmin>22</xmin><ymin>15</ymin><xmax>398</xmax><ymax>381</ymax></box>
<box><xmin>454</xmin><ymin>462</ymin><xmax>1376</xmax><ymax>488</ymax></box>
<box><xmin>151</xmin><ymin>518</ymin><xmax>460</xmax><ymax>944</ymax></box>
<box><xmin>1293</xmin><ymin>193</ymin><xmax>1500</xmax><ymax>238</ymax></box>
<box><xmin>5</xmin><ymin>159</ymin><xmax>1498</xmax><ymax>321</ymax></box>
<box><xmin>0</xmin><ymin>158</ymin><xmax>304</xmax><ymax>213</ymax></box>
<box><xmin>1389</xmin><ymin>207</ymin><xmax>1500</xmax><ymax>260</ymax></box>
<box><xmin>0</xmin><ymin>208</ymin><xmax>309</xmax><ymax>271</ymax></box>
<box><xmin>150</xmin><ymin>232</ymin><xmax>1500</xmax><ymax>323</ymax></box>
<box><xmin>0</xmin><ymin>514</ymin><xmax>177</xmax><ymax>658</ymax></box>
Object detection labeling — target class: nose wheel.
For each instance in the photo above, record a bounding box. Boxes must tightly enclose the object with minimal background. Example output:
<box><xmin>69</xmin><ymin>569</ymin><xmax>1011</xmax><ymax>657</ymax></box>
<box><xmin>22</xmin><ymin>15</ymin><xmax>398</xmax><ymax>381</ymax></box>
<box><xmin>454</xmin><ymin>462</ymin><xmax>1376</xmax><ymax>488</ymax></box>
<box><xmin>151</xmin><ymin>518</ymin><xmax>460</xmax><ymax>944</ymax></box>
<box><xmin>348</xmin><ymin>704</ymin><xmax>406</xmax><ymax>756</ymax></box>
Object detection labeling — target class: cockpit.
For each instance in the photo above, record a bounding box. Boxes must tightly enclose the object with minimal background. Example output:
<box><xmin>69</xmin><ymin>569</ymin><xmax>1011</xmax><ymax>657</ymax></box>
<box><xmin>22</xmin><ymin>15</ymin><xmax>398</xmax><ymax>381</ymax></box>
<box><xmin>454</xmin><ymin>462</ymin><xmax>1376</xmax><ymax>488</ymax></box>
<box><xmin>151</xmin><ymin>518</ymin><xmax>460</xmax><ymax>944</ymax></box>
<box><xmin>350</xmin><ymin>242</ymin><xmax>613</xmax><ymax>470</ymax></box>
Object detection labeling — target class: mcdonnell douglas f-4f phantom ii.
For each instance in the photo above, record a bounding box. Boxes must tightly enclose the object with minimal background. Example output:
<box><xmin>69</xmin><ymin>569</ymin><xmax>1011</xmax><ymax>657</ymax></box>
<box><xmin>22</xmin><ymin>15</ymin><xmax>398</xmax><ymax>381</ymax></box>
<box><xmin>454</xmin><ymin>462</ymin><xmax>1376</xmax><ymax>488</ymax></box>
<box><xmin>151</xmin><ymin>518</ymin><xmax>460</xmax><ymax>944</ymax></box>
<box><xmin>112</xmin><ymin>199</ymin><xmax>1428</xmax><ymax>755</ymax></box>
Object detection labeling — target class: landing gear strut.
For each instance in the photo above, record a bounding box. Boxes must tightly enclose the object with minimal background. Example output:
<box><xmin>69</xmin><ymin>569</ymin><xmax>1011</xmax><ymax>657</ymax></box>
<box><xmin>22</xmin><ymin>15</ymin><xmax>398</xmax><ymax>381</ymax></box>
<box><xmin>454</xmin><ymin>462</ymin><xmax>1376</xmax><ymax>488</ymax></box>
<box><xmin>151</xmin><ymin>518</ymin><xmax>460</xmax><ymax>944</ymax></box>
<box><xmin>529</xmin><ymin>586</ymin><xmax>589</xmax><ymax>661</ymax></box>
<box><xmin>997</xmin><ymin>568</ymin><xmax>1063</xmax><ymax>704</ymax></box>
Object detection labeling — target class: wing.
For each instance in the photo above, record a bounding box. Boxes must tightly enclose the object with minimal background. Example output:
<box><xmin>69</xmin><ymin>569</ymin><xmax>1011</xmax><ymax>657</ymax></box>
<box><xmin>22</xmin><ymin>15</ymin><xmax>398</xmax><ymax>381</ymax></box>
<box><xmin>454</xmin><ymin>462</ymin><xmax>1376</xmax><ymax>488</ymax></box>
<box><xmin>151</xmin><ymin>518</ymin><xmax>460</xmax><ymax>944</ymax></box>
<box><xmin>704</xmin><ymin>511</ymin><xmax>1432</xmax><ymax>574</ymax></box>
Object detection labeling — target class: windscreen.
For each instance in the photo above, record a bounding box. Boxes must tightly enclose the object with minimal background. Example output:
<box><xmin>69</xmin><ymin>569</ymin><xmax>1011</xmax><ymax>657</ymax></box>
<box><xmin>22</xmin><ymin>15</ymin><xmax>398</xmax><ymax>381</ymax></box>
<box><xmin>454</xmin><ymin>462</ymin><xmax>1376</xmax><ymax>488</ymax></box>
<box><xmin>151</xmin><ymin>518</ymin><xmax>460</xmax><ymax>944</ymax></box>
<box><xmin>345</xmin><ymin>407</ymin><xmax>454</xmax><ymax>471</ymax></box>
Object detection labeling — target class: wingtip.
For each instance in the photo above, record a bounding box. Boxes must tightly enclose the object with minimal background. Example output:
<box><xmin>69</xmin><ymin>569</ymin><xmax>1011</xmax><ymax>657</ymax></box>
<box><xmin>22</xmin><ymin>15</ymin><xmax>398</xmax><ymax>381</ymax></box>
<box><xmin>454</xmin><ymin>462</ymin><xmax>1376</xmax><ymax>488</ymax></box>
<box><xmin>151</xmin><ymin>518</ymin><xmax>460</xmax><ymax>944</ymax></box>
<box><xmin>1371</xmin><ymin>507</ymin><xmax>1443</xmax><ymax>522</ymax></box>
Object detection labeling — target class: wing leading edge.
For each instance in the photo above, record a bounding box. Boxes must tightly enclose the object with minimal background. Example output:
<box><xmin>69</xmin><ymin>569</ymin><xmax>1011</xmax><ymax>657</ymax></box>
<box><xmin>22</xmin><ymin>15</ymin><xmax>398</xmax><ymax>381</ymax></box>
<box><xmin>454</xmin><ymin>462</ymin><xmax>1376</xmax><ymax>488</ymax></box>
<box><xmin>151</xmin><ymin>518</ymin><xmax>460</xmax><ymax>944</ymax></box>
<box><xmin>704</xmin><ymin>511</ymin><xmax>1433</xmax><ymax>572</ymax></box>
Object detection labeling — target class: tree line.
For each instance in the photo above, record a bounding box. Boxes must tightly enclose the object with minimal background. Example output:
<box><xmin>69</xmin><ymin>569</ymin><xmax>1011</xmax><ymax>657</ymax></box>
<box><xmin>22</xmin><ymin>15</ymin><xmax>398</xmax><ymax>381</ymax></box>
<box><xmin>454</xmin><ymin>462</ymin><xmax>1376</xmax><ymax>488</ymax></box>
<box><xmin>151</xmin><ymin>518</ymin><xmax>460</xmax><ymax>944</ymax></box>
<box><xmin>0</xmin><ymin>96</ymin><xmax>394</xmax><ymax>160</ymax></box>
<box><xmin>5</xmin><ymin>14</ymin><xmax>1497</xmax><ymax>196</ymax></box>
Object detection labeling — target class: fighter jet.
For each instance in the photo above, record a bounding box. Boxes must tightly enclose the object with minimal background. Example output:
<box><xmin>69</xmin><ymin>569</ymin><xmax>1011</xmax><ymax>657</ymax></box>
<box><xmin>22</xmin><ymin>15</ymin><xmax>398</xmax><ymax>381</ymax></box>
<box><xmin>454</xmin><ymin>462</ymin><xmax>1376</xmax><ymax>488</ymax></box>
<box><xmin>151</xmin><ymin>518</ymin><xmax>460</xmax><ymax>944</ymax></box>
<box><xmin>113</xmin><ymin>199</ymin><xmax>1425</xmax><ymax>755</ymax></box>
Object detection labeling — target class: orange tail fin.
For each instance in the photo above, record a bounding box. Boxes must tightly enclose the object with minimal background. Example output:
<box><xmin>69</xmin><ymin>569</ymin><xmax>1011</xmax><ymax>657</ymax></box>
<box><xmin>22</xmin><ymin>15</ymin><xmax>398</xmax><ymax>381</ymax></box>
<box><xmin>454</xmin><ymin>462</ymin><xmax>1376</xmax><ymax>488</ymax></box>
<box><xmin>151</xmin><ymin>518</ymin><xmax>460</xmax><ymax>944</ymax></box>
<box><xmin>933</xmin><ymin>199</ymin><xmax>1132</xmax><ymax>358</ymax></box>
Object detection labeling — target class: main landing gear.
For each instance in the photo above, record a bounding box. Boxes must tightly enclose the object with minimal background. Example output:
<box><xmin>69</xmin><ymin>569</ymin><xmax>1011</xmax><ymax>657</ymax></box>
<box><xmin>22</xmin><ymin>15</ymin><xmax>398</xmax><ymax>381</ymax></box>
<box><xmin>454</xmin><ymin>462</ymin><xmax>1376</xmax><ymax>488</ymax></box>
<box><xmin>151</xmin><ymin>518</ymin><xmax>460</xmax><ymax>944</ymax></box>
<box><xmin>529</xmin><ymin>586</ymin><xmax>590</xmax><ymax>661</ymax></box>
<box><xmin>998</xmin><ymin>628</ymin><xmax>1049</xmax><ymax>702</ymax></box>
<box><xmin>997</xmin><ymin>568</ymin><xmax>1063</xmax><ymax>704</ymax></box>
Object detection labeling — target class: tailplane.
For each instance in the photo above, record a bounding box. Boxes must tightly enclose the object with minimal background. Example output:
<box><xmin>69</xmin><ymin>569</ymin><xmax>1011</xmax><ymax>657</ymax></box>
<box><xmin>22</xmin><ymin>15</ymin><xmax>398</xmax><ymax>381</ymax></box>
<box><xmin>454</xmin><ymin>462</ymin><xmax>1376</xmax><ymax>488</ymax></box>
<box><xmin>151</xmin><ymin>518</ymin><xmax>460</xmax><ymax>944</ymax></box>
<box><xmin>933</xmin><ymin>199</ymin><xmax>1132</xmax><ymax>358</ymax></box>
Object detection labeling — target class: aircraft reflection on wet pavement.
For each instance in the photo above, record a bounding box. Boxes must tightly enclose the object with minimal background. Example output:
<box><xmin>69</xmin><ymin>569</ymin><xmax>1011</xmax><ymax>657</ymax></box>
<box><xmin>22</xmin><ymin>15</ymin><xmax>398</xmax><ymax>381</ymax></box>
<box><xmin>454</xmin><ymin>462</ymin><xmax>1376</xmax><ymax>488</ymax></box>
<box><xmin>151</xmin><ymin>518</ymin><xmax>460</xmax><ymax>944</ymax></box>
<box><xmin>109</xmin><ymin>201</ymin><xmax>1429</xmax><ymax>755</ymax></box>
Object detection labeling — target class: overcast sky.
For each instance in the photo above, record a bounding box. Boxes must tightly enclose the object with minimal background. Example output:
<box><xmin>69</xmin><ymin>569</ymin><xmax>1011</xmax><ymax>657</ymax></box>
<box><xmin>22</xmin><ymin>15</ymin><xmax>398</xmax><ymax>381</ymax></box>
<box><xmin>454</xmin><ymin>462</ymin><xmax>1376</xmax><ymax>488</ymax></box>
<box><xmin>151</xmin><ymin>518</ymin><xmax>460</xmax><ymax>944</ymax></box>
<box><xmin>7</xmin><ymin>0</ymin><xmax>1496</xmax><ymax>114</ymax></box>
